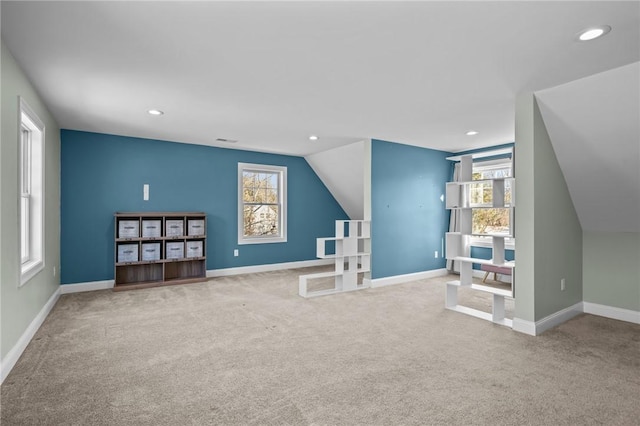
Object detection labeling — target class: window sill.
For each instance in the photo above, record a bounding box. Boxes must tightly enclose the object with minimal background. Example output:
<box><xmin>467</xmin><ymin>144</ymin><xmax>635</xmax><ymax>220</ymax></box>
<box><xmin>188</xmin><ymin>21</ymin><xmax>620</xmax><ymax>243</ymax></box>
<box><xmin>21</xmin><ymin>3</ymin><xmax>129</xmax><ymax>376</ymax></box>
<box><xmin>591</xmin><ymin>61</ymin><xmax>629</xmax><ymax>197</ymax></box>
<box><xmin>21</xmin><ymin>259</ymin><xmax>44</xmax><ymax>286</ymax></box>
<box><xmin>238</xmin><ymin>237</ymin><xmax>287</xmax><ymax>245</ymax></box>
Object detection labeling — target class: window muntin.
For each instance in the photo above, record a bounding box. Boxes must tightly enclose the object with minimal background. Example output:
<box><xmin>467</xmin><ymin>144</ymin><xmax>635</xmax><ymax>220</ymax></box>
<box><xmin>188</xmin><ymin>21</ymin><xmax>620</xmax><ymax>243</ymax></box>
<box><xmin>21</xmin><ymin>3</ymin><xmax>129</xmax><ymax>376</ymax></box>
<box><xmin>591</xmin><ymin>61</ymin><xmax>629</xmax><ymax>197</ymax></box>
<box><xmin>19</xmin><ymin>97</ymin><xmax>45</xmax><ymax>285</ymax></box>
<box><xmin>238</xmin><ymin>163</ymin><xmax>287</xmax><ymax>244</ymax></box>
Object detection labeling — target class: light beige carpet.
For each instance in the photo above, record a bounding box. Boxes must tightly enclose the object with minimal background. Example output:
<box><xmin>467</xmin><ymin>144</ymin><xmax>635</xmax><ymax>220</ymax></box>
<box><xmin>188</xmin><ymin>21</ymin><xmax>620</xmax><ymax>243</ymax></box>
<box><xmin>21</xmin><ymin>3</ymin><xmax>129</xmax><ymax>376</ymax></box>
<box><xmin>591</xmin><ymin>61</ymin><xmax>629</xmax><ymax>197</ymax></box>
<box><xmin>1</xmin><ymin>268</ymin><xmax>638</xmax><ymax>425</ymax></box>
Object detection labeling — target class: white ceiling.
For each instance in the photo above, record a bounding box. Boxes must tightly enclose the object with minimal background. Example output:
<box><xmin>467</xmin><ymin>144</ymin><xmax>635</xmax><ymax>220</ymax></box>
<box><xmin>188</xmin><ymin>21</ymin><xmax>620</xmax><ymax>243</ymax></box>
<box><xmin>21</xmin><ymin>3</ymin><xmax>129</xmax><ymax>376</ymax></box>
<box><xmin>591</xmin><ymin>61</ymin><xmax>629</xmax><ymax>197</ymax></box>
<box><xmin>1</xmin><ymin>1</ymin><xmax>638</xmax><ymax>156</ymax></box>
<box><xmin>536</xmin><ymin>62</ymin><xmax>640</xmax><ymax>233</ymax></box>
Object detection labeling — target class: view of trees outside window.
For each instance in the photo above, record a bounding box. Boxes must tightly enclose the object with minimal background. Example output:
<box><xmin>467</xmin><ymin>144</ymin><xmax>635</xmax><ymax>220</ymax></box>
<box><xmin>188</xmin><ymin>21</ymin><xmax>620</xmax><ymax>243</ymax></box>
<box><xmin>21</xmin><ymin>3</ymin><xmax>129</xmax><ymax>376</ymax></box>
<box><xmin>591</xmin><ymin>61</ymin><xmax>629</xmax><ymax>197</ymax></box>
<box><xmin>471</xmin><ymin>163</ymin><xmax>512</xmax><ymax>236</ymax></box>
<box><xmin>242</xmin><ymin>170</ymin><xmax>280</xmax><ymax>237</ymax></box>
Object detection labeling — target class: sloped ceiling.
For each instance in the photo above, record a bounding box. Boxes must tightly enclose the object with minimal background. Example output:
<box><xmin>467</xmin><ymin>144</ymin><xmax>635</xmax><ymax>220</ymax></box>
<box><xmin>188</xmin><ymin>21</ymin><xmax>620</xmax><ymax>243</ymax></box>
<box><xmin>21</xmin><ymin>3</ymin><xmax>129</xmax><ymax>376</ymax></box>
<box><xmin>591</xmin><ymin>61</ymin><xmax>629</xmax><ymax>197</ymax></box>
<box><xmin>1</xmin><ymin>1</ymin><xmax>639</xmax><ymax>156</ymax></box>
<box><xmin>305</xmin><ymin>141</ymin><xmax>365</xmax><ymax>220</ymax></box>
<box><xmin>2</xmin><ymin>2</ymin><xmax>638</xmax><ymax>224</ymax></box>
<box><xmin>536</xmin><ymin>62</ymin><xmax>640</xmax><ymax>232</ymax></box>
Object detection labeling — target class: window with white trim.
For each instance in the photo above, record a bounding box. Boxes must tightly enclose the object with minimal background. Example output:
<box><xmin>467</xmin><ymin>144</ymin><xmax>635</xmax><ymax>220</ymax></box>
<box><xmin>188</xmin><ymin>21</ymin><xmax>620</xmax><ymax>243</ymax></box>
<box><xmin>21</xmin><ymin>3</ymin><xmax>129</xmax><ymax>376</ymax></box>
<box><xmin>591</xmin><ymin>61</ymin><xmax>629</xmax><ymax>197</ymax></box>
<box><xmin>238</xmin><ymin>163</ymin><xmax>287</xmax><ymax>244</ymax></box>
<box><xmin>470</xmin><ymin>158</ymin><xmax>514</xmax><ymax>248</ymax></box>
<box><xmin>19</xmin><ymin>98</ymin><xmax>45</xmax><ymax>285</ymax></box>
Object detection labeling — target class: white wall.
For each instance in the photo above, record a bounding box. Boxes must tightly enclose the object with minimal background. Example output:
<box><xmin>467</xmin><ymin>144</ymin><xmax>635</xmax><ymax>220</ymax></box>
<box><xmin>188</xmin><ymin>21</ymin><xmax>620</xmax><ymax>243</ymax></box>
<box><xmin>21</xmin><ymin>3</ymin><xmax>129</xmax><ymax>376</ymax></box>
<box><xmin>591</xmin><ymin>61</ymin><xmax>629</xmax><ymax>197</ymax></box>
<box><xmin>583</xmin><ymin>231</ymin><xmax>640</xmax><ymax>312</ymax></box>
<box><xmin>1</xmin><ymin>41</ymin><xmax>60</xmax><ymax>362</ymax></box>
<box><xmin>515</xmin><ymin>92</ymin><xmax>583</xmax><ymax>323</ymax></box>
<box><xmin>305</xmin><ymin>141</ymin><xmax>365</xmax><ymax>220</ymax></box>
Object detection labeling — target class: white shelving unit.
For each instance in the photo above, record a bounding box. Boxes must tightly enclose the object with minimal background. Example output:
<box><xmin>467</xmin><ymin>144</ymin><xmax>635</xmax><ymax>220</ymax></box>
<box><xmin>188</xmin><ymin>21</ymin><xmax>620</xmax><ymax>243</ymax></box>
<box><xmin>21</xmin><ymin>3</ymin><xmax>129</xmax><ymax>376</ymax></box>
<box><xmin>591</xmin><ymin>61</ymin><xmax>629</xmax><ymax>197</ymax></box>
<box><xmin>299</xmin><ymin>220</ymin><xmax>371</xmax><ymax>298</ymax></box>
<box><xmin>445</xmin><ymin>151</ymin><xmax>515</xmax><ymax>327</ymax></box>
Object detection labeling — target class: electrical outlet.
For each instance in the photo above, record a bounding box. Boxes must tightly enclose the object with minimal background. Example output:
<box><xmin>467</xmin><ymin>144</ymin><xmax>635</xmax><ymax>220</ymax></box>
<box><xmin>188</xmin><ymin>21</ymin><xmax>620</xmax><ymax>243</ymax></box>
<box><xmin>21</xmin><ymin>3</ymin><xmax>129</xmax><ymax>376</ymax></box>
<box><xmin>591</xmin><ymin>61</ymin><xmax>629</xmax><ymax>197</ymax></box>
<box><xmin>234</xmin><ymin>249</ymin><xmax>239</xmax><ymax>257</ymax></box>
<box><xmin>561</xmin><ymin>278</ymin><xmax>566</xmax><ymax>291</ymax></box>
<box><xmin>434</xmin><ymin>251</ymin><xmax>438</xmax><ymax>258</ymax></box>
<box><xmin>143</xmin><ymin>184</ymin><xmax>149</xmax><ymax>201</ymax></box>
<box><xmin>53</xmin><ymin>266</ymin><xmax>56</xmax><ymax>277</ymax></box>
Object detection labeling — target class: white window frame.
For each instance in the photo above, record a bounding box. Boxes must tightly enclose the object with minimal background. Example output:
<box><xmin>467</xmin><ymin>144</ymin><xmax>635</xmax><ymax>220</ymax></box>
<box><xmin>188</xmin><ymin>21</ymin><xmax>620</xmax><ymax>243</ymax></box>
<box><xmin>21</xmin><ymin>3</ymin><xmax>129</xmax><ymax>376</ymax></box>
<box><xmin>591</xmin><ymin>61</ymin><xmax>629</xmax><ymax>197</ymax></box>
<box><xmin>469</xmin><ymin>158</ymin><xmax>514</xmax><ymax>250</ymax></box>
<box><xmin>19</xmin><ymin>97</ymin><xmax>45</xmax><ymax>286</ymax></box>
<box><xmin>238</xmin><ymin>163</ymin><xmax>287</xmax><ymax>245</ymax></box>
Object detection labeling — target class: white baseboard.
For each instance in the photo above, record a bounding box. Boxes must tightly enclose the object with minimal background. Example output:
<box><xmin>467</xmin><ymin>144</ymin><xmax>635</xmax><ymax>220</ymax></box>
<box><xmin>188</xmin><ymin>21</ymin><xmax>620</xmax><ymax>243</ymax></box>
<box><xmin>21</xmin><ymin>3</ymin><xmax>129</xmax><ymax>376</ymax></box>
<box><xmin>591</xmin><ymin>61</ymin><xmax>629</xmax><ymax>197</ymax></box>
<box><xmin>370</xmin><ymin>268</ymin><xmax>448</xmax><ymax>288</ymax></box>
<box><xmin>512</xmin><ymin>318</ymin><xmax>536</xmax><ymax>336</ymax></box>
<box><xmin>535</xmin><ymin>302</ymin><xmax>583</xmax><ymax>335</ymax></box>
<box><xmin>57</xmin><ymin>261</ymin><xmax>333</xmax><ymax>293</ymax></box>
<box><xmin>60</xmin><ymin>279</ymin><xmax>114</xmax><ymax>294</ymax></box>
<box><xmin>513</xmin><ymin>302</ymin><xmax>583</xmax><ymax>336</ymax></box>
<box><xmin>583</xmin><ymin>302</ymin><xmax>640</xmax><ymax>325</ymax></box>
<box><xmin>1</xmin><ymin>288</ymin><xmax>60</xmax><ymax>384</ymax></box>
<box><xmin>207</xmin><ymin>258</ymin><xmax>333</xmax><ymax>278</ymax></box>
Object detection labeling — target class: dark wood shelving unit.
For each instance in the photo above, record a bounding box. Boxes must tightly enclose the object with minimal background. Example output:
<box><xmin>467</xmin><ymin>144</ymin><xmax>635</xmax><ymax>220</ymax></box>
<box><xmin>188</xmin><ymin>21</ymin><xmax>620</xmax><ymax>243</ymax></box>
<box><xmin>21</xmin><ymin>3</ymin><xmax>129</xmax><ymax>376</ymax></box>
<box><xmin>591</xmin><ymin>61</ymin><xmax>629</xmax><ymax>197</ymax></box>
<box><xmin>114</xmin><ymin>212</ymin><xmax>207</xmax><ymax>291</ymax></box>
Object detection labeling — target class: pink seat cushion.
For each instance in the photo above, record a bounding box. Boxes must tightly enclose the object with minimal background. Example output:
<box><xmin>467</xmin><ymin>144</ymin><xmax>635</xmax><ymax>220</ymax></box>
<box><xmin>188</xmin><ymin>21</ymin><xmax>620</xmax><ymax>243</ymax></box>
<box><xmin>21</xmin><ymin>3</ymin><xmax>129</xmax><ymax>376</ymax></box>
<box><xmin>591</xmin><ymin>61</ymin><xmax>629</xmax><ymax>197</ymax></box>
<box><xmin>481</xmin><ymin>264</ymin><xmax>512</xmax><ymax>275</ymax></box>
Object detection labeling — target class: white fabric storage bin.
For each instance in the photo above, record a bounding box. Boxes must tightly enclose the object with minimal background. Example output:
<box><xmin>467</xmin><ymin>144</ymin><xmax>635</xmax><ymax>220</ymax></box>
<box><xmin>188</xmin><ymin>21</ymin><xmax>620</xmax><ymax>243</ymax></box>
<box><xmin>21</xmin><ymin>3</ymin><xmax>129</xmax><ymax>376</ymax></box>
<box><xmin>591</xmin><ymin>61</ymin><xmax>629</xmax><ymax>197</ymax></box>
<box><xmin>141</xmin><ymin>242</ymin><xmax>161</xmax><ymax>261</ymax></box>
<box><xmin>165</xmin><ymin>219</ymin><xmax>184</xmax><ymax>237</ymax></box>
<box><xmin>186</xmin><ymin>241</ymin><xmax>203</xmax><ymax>258</ymax></box>
<box><xmin>142</xmin><ymin>220</ymin><xmax>161</xmax><ymax>238</ymax></box>
<box><xmin>118</xmin><ymin>220</ymin><xmax>139</xmax><ymax>238</ymax></box>
<box><xmin>117</xmin><ymin>244</ymin><xmax>138</xmax><ymax>263</ymax></box>
<box><xmin>188</xmin><ymin>219</ymin><xmax>205</xmax><ymax>236</ymax></box>
<box><xmin>166</xmin><ymin>241</ymin><xmax>184</xmax><ymax>259</ymax></box>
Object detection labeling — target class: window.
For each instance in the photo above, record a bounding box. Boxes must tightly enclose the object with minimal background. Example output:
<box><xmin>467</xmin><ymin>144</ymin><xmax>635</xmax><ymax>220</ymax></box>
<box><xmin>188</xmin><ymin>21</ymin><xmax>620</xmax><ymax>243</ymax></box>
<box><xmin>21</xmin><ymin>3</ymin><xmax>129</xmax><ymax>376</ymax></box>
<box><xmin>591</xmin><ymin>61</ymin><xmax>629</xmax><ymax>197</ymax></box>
<box><xmin>470</xmin><ymin>159</ymin><xmax>514</xmax><ymax>248</ymax></box>
<box><xmin>238</xmin><ymin>163</ymin><xmax>287</xmax><ymax>244</ymax></box>
<box><xmin>19</xmin><ymin>98</ymin><xmax>45</xmax><ymax>285</ymax></box>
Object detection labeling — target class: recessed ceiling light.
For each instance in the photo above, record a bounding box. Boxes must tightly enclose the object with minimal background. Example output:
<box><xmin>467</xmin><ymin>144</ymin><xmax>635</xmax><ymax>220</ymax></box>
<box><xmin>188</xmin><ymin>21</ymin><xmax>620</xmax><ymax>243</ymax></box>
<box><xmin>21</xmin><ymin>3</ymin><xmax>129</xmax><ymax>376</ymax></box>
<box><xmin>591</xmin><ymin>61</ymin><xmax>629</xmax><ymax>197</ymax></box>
<box><xmin>309</xmin><ymin>135</ymin><xmax>319</xmax><ymax>141</ymax></box>
<box><xmin>578</xmin><ymin>25</ymin><xmax>611</xmax><ymax>41</ymax></box>
<box><xmin>465</xmin><ymin>130</ymin><xmax>478</xmax><ymax>136</ymax></box>
<box><xmin>148</xmin><ymin>109</ymin><xmax>164</xmax><ymax>116</ymax></box>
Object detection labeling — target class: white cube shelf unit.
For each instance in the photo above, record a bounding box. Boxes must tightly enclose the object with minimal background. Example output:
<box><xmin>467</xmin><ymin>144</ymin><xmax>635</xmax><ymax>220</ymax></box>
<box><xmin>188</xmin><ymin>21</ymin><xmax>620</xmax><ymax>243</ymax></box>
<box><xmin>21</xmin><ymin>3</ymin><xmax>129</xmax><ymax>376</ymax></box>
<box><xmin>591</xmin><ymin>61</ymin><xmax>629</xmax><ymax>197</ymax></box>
<box><xmin>299</xmin><ymin>220</ymin><xmax>371</xmax><ymax>298</ymax></box>
<box><xmin>445</xmin><ymin>150</ymin><xmax>515</xmax><ymax>327</ymax></box>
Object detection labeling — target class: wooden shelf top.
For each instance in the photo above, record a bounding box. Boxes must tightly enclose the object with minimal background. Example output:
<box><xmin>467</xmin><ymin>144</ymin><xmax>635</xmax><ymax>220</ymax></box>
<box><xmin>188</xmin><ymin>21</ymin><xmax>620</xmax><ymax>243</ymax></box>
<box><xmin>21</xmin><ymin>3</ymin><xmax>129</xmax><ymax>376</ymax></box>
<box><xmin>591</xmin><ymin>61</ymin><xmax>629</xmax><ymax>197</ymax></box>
<box><xmin>115</xmin><ymin>212</ymin><xmax>205</xmax><ymax>217</ymax></box>
<box><xmin>116</xmin><ymin>235</ymin><xmax>205</xmax><ymax>242</ymax></box>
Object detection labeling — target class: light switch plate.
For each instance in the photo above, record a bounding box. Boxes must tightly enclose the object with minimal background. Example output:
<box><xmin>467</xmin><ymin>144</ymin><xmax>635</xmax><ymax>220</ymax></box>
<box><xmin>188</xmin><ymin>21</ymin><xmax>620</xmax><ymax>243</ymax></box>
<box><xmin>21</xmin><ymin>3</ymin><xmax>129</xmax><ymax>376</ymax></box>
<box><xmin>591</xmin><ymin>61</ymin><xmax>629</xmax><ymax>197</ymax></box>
<box><xmin>143</xmin><ymin>184</ymin><xmax>149</xmax><ymax>200</ymax></box>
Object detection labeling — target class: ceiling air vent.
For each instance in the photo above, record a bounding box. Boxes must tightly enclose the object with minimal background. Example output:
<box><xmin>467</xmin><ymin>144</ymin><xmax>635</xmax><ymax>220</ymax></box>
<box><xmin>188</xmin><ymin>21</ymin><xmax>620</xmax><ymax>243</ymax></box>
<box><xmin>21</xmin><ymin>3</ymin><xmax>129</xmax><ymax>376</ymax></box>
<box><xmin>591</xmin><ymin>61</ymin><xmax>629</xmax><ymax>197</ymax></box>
<box><xmin>215</xmin><ymin>138</ymin><xmax>238</xmax><ymax>143</ymax></box>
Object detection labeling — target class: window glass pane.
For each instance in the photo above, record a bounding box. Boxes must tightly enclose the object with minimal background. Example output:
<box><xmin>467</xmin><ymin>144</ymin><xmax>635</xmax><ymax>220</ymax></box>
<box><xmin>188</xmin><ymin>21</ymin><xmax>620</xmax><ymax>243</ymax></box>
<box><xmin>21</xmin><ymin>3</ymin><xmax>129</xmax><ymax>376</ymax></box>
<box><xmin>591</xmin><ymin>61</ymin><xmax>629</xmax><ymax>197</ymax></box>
<box><xmin>21</xmin><ymin>196</ymin><xmax>29</xmax><ymax>262</ymax></box>
<box><xmin>257</xmin><ymin>173</ymin><xmax>268</xmax><ymax>189</ymax></box>
<box><xmin>265</xmin><ymin>187</ymin><xmax>277</xmax><ymax>203</ymax></box>
<box><xmin>266</xmin><ymin>173</ymin><xmax>277</xmax><ymax>190</ymax></box>
<box><xmin>472</xmin><ymin>208</ymin><xmax>511</xmax><ymax>235</ymax></box>
<box><xmin>242</xmin><ymin>171</ymin><xmax>256</xmax><ymax>202</ymax></box>
<box><xmin>21</xmin><ymin>128</ymin><xmax>30</xmax><ymax>194</ymax></box>
<box><xmin>243</xmin><ymin>205</ymin><xmax>279</xmax><ymax>237</ymax></box>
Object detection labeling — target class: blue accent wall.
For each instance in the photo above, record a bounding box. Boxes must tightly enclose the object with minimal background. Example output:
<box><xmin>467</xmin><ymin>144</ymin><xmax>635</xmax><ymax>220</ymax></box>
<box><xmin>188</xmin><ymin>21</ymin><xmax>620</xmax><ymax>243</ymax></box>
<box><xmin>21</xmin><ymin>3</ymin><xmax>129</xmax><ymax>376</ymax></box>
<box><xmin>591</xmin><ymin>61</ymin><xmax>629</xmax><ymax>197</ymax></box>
<box><xmin>60</xmin><ymin>130</ymin><xmax>348</xmax><ymax>284</ymax></box>
<box><xmin>371</xmin><ymin>139</ymin><xmax>451</xmax><ymax>279</ymax></box>
<box><xmin>470</xmin><ymin>246</ymin><xmax>515</xmax><ymax>270</ymax></box>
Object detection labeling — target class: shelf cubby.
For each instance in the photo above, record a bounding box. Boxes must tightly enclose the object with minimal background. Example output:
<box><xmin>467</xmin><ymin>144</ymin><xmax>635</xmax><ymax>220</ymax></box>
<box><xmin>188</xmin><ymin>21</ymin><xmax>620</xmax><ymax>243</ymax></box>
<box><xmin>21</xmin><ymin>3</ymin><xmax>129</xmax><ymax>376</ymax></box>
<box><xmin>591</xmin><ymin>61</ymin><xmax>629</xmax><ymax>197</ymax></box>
<box><xmin>299</xmin><ymin>220</ymin><xmax>371</xmax><ymax>298</ymax></box>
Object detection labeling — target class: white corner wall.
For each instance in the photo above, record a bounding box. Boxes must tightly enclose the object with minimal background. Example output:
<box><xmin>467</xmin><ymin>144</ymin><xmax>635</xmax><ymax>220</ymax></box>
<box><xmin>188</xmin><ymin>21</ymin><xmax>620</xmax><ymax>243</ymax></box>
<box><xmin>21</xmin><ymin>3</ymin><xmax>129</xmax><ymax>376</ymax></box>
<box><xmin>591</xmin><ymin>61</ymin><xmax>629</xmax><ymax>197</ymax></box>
<box><xmin>305</xmin><ymin>140</ymin><xmax>366</xmax><ymax>220</ymax></box>
<box><xmin>514</xmin><ymin>92</ymin><xmax>583</xmax><ymax>326</ymax></box>
<box><xmin>1</xmin><ymin>42</ymin><xmax>61</xmax><ymax>372</ymax></box>
<box><xmin>583</xmin><ymin>231</ymin><xmax>640</xmax><ymax>312</ymax></box>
